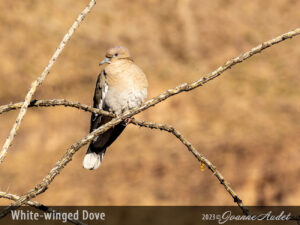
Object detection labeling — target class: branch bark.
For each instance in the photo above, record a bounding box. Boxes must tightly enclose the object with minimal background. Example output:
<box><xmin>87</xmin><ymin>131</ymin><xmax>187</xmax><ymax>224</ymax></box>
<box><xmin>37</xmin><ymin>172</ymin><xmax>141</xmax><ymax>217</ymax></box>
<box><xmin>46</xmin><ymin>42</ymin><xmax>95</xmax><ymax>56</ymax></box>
<box><xmin>0</xmin><ymin>99</ymin><xmax>113</xmax><ymax>117</ymax></box>
<box><xmin>130</xmin><ymin>119</ymin><xmax>249</xmax><ymax>215</ymax></box>
<box><xmin>0</xmin><ymin>191</ymin><xmax>87</xmax><ymax>225</ymax></box>
<box><xmin>0</xmin><ymin>0</ymin><xmax>97</xmax><ymax>164</ymax></box>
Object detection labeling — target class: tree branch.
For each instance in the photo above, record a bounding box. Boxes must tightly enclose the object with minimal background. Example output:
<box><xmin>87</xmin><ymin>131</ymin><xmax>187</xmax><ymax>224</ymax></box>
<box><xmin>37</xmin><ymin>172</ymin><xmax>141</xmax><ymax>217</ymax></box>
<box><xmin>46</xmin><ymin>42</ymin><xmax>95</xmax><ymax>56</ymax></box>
<box><xmin>0</xmin><ymin>99</ymin><xmax>113</xmax><ymax>117</ymax></box>
<box><xmin>0</xmin><ymin>100</ymin><xmax>248</xmax><ymax>213</ymax></box>
<box><xmin>0</xmin><ymin>27</ymin><xmax>299</xmax><ymax>218</ymax></box>
<box><xmin>0</xmin><ymin>191</ymin><xmax>42</xmax><ymax>208</ymax></box>
<box><xmin>0</xmin><ymin>0</ymin><xmax>97</xmax><ymax>164</ymax></box>
<box><xmin>0</xmin><ymin>191</ymin><xmax>87</xmax><ymax>225</ymax></box>
<box><xmin>130</xmin><ymin>119</ymin><xmax>249</xmax><ymax>215</ymax></box>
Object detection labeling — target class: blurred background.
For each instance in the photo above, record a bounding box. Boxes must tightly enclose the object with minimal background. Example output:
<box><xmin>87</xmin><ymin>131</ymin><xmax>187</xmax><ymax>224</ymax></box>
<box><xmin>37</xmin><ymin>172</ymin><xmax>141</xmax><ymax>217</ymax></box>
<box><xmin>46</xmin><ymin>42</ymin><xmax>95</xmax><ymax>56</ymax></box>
<box><xmin>0</xmin><ymin>0</ymin><xmax>299</xmax><ymax>206</ymax></box>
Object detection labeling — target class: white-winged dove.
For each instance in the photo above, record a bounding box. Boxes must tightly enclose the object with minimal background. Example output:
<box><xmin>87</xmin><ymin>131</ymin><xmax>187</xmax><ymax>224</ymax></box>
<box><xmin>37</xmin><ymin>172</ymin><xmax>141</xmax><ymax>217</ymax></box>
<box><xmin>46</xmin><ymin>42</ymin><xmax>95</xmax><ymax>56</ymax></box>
<box><xmin>83</xmin><ymin>46</ymin><xmax>148</xmax><ymax>170</ymax></box>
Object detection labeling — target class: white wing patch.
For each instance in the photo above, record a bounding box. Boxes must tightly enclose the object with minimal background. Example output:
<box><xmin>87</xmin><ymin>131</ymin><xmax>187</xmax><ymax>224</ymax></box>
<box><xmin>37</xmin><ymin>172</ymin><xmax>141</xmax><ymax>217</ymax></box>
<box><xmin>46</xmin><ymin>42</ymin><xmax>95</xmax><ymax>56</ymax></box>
<box><xmin>99</xmin><ymin>82</ymin><xmax>108</xmax><ymax>109</ymax></box>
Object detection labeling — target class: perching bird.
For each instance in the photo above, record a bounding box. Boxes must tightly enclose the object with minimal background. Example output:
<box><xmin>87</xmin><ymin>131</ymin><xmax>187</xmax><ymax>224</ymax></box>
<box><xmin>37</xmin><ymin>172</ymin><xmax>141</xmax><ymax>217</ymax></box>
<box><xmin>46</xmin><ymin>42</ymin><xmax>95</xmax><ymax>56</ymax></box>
<box><xmin>83</xmin><ymin>46</ymin><xmax>148</xmax><ymax>170</ymax></box>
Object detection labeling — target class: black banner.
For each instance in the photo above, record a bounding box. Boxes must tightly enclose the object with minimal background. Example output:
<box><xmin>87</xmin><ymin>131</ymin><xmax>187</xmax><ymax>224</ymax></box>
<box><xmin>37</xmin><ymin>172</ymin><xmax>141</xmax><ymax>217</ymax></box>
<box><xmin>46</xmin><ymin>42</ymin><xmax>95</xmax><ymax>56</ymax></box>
<box><xmin>0</xmin><ymin>206</ymin><xmax>299</xmax><ymax>225</ymax></box>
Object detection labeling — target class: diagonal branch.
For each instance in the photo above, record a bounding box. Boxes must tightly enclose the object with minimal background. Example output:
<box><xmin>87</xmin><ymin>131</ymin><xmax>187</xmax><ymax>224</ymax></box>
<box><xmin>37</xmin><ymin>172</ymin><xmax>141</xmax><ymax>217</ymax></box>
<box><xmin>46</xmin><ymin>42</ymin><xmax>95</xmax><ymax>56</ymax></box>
<box><xmin>0</xmin><ymin>27</ymin><xmax>299</xmax><ymax>218</ymax></box>
<box><xmin>0</xmin><ymin>191</ymin><xmax>43</xmax><ymax>208</ymax></box>
<box><xmin>130</xmin><ymin>119</ymin><xmax>249</xmax><ymax>215</ymax></box>
<box><xmin>0</xmin><ymin>100</ymin><xmax>249</xmax><ymax>213</ymax></box>
<box><xmin>0</xmin><ymin>191</ymin><xmax>87</xmax><ymax>225</ymax></box>
<box><xmin>0</xmin><ymin>0</ymin><xmax>97</xmax><ymax>164</ymax></box>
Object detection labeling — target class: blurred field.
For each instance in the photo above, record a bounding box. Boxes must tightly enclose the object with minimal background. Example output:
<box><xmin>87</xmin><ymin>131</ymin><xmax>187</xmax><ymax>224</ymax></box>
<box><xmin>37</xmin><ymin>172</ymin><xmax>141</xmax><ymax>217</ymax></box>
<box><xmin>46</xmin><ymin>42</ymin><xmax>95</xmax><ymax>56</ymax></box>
<box><xmin>0</xmin><ymin>0</ymin><xmax>299</xmax><ymax>206</ymax></box>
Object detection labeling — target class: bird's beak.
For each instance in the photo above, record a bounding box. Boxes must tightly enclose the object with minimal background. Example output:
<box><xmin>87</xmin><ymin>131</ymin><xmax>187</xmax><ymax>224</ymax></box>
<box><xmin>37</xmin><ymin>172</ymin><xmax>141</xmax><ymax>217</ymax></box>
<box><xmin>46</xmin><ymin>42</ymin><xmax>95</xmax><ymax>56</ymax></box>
<box><xmin>99</xmin><ymin>57</ymin><xmax>111</xmax><ymax>66</ymax></box>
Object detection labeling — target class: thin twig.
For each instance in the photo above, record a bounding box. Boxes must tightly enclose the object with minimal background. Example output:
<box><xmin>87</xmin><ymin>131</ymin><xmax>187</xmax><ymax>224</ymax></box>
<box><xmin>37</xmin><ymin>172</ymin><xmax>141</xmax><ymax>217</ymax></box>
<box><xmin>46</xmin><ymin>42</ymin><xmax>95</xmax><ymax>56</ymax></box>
<box><xmin>0</xmin><ymin>0</ymin><xmax>97</xmax><ymax>164</ymax></box>
<box><xmin>0</xmin><ymin>191</ymin><xmax>87</xmax><ymax>225</ymax></box>
<box><xmin>0</xmin><ymin>28</ymin><xmax>299</xmax><ymax>218</ymax></box>
<box><xmin>130</xmin><ymin>119</ymin><xmax>249</xmax><ymax>215</ymax></box>
<box><xmin>0</xmin><ymin>99</ymin><xmax>113</xmax><ymax>117</ymax></box>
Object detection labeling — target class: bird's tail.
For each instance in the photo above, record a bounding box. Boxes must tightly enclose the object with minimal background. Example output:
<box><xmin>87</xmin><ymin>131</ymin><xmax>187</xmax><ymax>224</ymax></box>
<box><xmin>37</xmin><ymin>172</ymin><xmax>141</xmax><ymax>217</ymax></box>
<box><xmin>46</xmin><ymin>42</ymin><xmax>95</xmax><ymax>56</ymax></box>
<box><xmin>82</xmin><ymin>147</ymin><xmax>106</xmax><ymax>170</ymax></box>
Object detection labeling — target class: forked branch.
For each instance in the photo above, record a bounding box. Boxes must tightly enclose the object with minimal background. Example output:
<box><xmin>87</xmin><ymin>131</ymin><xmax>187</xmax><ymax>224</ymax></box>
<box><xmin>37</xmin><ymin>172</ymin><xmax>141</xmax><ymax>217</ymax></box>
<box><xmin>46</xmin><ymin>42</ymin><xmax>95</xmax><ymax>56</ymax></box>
<box><xmin>0</xmin><ymin>191</ymin><xmax>87</xmax><ymax>225</ymax></box>
<box><xmin>0</xmin><ymin>100</ymin><xmax>249</xmax><ymax>215</ymax></box>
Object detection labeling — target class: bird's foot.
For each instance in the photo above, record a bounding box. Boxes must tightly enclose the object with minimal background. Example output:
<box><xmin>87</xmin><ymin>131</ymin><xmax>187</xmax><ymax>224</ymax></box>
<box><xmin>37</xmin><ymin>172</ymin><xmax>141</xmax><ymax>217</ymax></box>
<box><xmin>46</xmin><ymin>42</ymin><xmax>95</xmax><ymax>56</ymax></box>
<box><xmin>123</xmin><ymin>117</ymin><xmax>133</xmax><ymax>126</ymax></box>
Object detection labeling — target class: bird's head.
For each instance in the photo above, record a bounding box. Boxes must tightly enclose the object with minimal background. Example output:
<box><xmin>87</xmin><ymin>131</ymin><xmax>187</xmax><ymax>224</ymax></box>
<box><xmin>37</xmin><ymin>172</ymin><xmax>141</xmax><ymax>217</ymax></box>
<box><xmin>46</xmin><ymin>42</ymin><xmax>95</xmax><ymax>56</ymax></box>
<box><xmin>99</xmin><ymin>46</ymin><xmax>132</xmax><ymax>66</ymax></box>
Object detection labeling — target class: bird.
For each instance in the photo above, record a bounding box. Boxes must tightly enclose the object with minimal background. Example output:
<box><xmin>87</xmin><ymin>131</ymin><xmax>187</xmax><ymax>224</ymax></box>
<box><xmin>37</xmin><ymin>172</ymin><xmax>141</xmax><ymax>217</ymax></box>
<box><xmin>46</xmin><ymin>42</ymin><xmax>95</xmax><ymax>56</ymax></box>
<box><xmin>83</xmin><ymin>46</ymin><xmax>148</xmax><ymax>170</ymax></box>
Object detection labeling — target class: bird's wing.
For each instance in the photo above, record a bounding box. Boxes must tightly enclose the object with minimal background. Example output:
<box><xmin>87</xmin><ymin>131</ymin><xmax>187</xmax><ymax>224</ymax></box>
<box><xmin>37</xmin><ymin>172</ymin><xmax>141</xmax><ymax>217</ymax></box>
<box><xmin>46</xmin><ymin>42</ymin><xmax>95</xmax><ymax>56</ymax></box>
<box><xmin>89</xmin><ymin>69</ymin><xmax>126</xmax><ymax>152</ymax></box>
<box><xmin>90</xmin><ymin>70</ymin><xmax>107</xmax><ymax>132</ymax></box>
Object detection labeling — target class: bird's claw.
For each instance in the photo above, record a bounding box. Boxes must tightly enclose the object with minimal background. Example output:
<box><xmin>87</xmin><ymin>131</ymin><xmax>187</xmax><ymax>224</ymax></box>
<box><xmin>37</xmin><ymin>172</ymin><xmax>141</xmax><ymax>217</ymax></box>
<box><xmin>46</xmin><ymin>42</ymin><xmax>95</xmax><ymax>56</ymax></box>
<box><xmin>123</xmin><ymin>117</ymin><xmax>133</xmax><ymax>126</ymax></box>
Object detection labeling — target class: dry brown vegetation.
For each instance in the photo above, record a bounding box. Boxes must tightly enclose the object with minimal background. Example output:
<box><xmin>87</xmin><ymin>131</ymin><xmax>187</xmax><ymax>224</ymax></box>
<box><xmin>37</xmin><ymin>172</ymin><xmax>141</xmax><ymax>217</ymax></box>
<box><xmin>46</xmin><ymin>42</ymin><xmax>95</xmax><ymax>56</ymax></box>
<box><xmin>0</xmin><ymin>0</ymin><xmax>299</xmax><ymax>206</ymax></box>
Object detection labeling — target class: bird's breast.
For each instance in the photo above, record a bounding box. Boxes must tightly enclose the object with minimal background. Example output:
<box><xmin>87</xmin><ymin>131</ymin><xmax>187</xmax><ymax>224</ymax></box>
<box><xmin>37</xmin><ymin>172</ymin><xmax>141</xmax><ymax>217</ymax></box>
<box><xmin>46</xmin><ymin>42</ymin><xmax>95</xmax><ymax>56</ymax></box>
<box><xmin>104</xmin><ymin>87</ymin><xmax>147</xmax><ymax>115</ymax></box>
<box><xmin>103</xmin><ymin>60</ymin><xmax>148</xmax><ymax>115</ymax></box>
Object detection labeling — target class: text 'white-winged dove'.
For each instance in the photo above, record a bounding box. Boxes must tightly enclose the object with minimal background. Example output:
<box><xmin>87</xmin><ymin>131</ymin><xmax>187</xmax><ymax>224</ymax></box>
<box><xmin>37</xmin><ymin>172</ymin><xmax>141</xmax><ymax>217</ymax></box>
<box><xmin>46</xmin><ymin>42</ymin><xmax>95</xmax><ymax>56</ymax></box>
<box><xmin>83</xmin><ymin>46</ymin><xmax>148</xmax><ymax>170</ymax></box>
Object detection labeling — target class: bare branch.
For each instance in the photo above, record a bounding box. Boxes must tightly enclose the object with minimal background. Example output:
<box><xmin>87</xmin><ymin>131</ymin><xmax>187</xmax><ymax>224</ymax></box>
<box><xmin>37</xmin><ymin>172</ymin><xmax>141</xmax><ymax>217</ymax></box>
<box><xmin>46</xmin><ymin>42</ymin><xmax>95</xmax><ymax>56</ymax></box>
<box><xmin>0</xmin><ymin>99</ymin><xmax>113</xmax><ymax>117</ymax></box>
<box><xmin>0</xmin><ymin>191</ymin><xmax>41</xmax><ymax>208</ymax></box>
<box><xmin>0</xmin><ymin>0</ymin><xmax>97</xmax><ymax>164</ymax></box>
<box><xmin>0</xmin><ymin>100</ymin><xmax>249</xmax><ymax>212</ymax></box>
<box><xmin>0</xmin><ymin>191</ymin><xmax>87</xmax><ymax>225</ymax></box>
<box><xmin>0</xmin><ymin>28</ymin><xmax>299</xmax><ymax>218</ymax></box>
<box><xmin>130</xmin><ymin>119</ymin><xmax>249</xmax><ymax>215</ymax></box>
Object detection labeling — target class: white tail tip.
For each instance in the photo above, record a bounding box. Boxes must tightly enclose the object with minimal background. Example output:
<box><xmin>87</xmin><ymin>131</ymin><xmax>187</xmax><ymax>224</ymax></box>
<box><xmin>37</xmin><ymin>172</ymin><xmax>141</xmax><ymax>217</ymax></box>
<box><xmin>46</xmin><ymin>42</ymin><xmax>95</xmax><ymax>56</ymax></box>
<box><xmin>83</xmin><ymin>152</ymin><xmax>102</xmax><ymax>170</ymax></box>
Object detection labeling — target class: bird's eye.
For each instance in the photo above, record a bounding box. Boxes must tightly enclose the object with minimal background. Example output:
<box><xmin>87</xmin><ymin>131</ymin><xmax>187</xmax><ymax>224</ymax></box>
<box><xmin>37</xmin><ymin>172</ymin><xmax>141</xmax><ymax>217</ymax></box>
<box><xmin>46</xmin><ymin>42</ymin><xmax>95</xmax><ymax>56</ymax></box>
<box><xmin>114</xmin><ymin>53</ymin><xmax>119</xmax><ymax>57</ymax></box>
